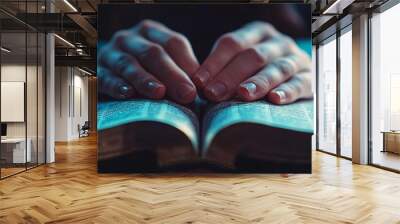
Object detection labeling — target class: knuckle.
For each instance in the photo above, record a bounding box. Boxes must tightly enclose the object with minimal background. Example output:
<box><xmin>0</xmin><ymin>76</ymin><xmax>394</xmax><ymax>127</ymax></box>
<box><xmin>281</xmin><ymin>35</ymin><xmax>297</xmax><ymax>52</ymax></box>
<box><xmin>267</xmin><ymin>67</ymin><xmax>281</xmax><ymax>85</ymax></box>
<box><xmin>174</xmin><ymin>33</ymin><xmax>187</xmax><ymax>43</ymax></box>
<box><xmin>256</xmin><ymin>75</ymin><xmax>272</xmax><ymax>89</ymax></box>
<box><xmin>248</xmin><ymin>21</ymin><xmax>273</xmax><ymax>30</ymax></box>
<box><xmin>282</xmin><ymin>85</ymin><xmax>297</xmax><ymax>101</ymax></box>
<box><xmin>288</xmin><ymin>75</ymin><xmax>308</xmax><ymax>96</ymax></box>
<box><xmin>292</xmin><ymin>79</ymin><xmax>303</xmax><ymax>94</ymax></box>
<box><xmin>144</xmin><ymin>44</ymin><xmax>164</xmax><ymax>58</ymax></box>
<box><xmin>296</xmin><ymin>74</ymin><xmax>312</xmax><ymax>88</ymax></box>
<box><xmin>293</xmin><ymin>74</ymin><xmax>306</xmax><ymax>84</ymax></box>
<box><xmin>112</xmin><ymin>31</ymin><xmax>130</xmax><ymax>46</ymax></box>
<box><xmin>282</xmin><ymin>35</ymin><xmax>295</xmax><ymax>46</ymax></box>
<box><xmin>276</xmin><ymin>57</ymin><xmax>296</xmax><ymax>77</ymax></box>
<box><xmin>137</xmin><ymin>19</ymin><xmax>155</xmax><ymax>30</ymax></box>
<box><xmin>218</xmin><ymin>34</ymin><xmax>244</xmax><ymax>51</ymax></box>
<box><xmin>249</xmin><ymin>21</ymin><xmax>278</xmax><ymax>38</ymax></box>
<box><xmin>298</xmin><ymin>51</ymin><xmax>312</xmax><ymax>68</ymax></box>
<box><xmin>135</xmin><ymin>20</ymin><xmax>162</xmax><ymax>34</ymax></box>
<box><xmin>263</xmin><ymin>22</ymin><xmax>275</xmax><ymax>32</ymax></box>
<box><xmin>248</xmin><ymin>20</ymin><xmax>266</xmax><ymax>27</ymax></box>
<box><xmin>243</xmin><ymin>47</ymin><xmax>266</xmax><ymax>66</ymax></box>
<box><xmin>261</xmin><ymin>22</ymin><xmax>276</xmax><ymax>35</ymax></box>
<box><xmin>166</xmin><ymin>33</ymin><xmax>187</xmax><ymax>49</ymax></box>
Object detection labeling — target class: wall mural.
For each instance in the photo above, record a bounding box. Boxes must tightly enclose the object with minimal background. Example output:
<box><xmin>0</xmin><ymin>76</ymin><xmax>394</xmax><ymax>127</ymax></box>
<box><xmin>97</xmin><ymin>3</ymin><xmax>313</xmax><ymax>173</ymax></box>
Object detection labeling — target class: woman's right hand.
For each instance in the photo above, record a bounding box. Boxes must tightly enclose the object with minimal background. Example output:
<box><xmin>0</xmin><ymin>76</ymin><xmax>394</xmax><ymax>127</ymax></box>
<box><xmin>98</xmin><ymin>20</ymin><xmax>199</xmax><ymax>104</ymax></box>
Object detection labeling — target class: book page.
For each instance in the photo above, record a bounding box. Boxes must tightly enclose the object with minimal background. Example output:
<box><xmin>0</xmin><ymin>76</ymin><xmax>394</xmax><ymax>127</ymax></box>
<box><xmin>98</xmin><ymin>100</ymin><xmax>199</xmax><ymax>149</ymax></box>
<box><xmin>202</xmin><ymin>100</ymin><xmax>313</xmax><ymax>150</ymax></box>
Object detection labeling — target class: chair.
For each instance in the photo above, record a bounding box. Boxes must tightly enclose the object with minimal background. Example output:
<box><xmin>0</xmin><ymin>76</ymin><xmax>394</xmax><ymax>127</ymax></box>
<box><xmin>78</xmin><ymin>121</ymin><xmax>90</xmax><ymax>138</ymax></box>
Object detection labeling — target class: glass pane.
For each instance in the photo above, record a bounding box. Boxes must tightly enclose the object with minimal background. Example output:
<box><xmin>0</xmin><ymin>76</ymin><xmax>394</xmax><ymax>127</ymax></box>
<box><xmin>27</xmin><ymin>30</ymin><xmax>38</xmax><ymax>169</ymax></box>
<box><xmin>371</xmin><ymin>4</ymin><xmax>400</xmax><ymax>171</ymax></box>
<box><xmin>1</xmin><ymin>30</ymin><xmax>27</xmax><ymax>177</ymax></box>
<box><xmin>340</xmin><ymin>30</ymin><xmax>352</xmax><ymax>158</ymax></box>
<box><xmin>38</xmin><ymin>33</ymin><xmax>46</xmax><ymax>165</ymax></box>
<box><xmin>318</xmin><ymin>37</ymin><xmax>337</xmax><ymax>154</ymax></box>
<box><xmin>26</xmin><ymin>0</ymin><xmax>38</xmax><ymax>169</ymax></box>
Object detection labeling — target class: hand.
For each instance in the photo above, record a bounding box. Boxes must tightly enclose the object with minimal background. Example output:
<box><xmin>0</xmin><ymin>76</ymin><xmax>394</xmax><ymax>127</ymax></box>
<box><xmin>98</xmin><ymin>20</ymin><xmax>199</xmax><ymax>104</ymax></box>
<box><xmin>192</xmin><ymin>21</ymin><xmax>312</xmax><ymax>104</ymax></box>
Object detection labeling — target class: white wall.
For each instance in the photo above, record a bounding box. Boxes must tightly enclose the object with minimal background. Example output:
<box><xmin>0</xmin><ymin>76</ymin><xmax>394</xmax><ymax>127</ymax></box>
<box><xmin>55</xmin><ymin>67</ymin><xmax>69</xmax><ymax>141</ymax></box>
<box><xmin>72</xmin><ymin>73</ymin><xmax>89</xmax><ymax>138</ymax></box>
<box><xmin>55</xmin><ymin>67</ymin><xmax>89</xmax><ymax>141</ymax></box>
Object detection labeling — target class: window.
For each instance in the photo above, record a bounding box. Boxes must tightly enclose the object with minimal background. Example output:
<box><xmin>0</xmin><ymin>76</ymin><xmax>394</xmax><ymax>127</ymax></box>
<box><xmin>339</xmin><ymin>28</ymin><xmax>352</xmax><ymax>158</ymax></box>
<box><xmin>317</xmin><ymin>36</ymin><xmax>337</xmax><ymax>154</ymax></box>
<box><xmin>370</xmin><ymin>3</ymin><xmax>400</xmax><ymax>171</ymax></box>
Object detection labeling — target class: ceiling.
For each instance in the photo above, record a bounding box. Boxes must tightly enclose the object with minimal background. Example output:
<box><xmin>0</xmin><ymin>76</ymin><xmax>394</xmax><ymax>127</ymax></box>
<box><xmin>0</xmin><ymin>0</ymin><xmax>391</xmax><ymax>73</ymax></box>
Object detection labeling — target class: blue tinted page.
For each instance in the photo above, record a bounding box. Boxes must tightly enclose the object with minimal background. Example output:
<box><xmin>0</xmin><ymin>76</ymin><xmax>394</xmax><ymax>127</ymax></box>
<box><xmin>203</xmin><ymin>100</ymin><xmax>313</xmax><ymax>150</ymax></box>
<box><xmin>296</xmin><ymin>38</ymin><xmax>312</xmax><ymax>56</ymax></box>
<box><xmin>98</xmin><ymin>100</ymin><xmax>199</xmax><ymax>149</ymax></box>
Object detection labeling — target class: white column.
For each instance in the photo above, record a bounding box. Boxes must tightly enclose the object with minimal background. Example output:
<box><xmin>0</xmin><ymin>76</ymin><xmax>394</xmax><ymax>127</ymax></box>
<box><xmin>352</xmin><ymin>14</ymin><xmax>369</xmax><ymax>164</ymax></box>
<box><xmin>46</xmin><ymin>33</ymin><xmax>55</xmax><ymax>163</ymax></box>
<box><xmin>45</xmin><ymin>1</ymin><xmax>56</xmax><ymax>163</ymax></box>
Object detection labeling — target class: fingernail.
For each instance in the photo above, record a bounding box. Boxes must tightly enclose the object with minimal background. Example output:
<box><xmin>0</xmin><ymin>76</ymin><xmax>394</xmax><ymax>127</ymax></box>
<box><xmin>240</xmin><ymin>82</ymin><xmax>257</xmax><ymax>97</ymax></box>
<box><xmin>146</xmin><ymin>81</ymin><xmax>162</xmax><ymax>91</ymax></box>
<box><xmin>275</xmin><ymin>90</ymin><xmax>287</xmax><ymax>103</ymax></box>
<box><xmin>194</xmin><ymin>69</ymin><xmax>210</xmax><ymax>87</ymax></box>
<box><xmin>118</xmin><ymin>85</ymin><xmax>133</xmax><ymax>98</ymax></box>
<box><xmin>207</xmin><ymin>82</ymin><xmax>227</xmax><ymax>99</ymax></box>
<box><xmin>145</xmin><ymin>81</ymin><xmax>165</xmax><ymax>98</ymax></box>
<box><xmin>177</xmin><ymin>83</ymin><xmax>196</xmax><ymax>103</ymax></box>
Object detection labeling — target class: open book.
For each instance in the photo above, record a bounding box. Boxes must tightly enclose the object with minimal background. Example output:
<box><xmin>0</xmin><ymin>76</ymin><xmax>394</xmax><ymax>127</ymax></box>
<box><xmin>97</xmin><ymin>99</ymin><xmax>313</xmax><ymax>173</ymax></box>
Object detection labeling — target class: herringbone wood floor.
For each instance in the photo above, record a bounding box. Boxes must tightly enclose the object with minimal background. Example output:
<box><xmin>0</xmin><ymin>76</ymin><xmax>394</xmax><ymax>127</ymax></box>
<box><xmin>1</xmin><ymin>135</ymin><xmax>400</xmax><ymax>224</ymax></box>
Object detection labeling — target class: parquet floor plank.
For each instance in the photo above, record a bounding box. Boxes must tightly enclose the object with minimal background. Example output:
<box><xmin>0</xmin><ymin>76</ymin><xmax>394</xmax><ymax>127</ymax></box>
<box><xmin>1</xmin><ymin>135</ymin><xmax>400</xmax><ymax>223</ymax></box>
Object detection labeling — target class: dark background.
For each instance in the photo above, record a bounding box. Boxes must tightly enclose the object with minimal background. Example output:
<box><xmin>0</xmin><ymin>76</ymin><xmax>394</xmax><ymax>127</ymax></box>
<box><xmin>98</xmin><ymin>4</ymin><xmax>311</xmax><ymax>62</ymax></box>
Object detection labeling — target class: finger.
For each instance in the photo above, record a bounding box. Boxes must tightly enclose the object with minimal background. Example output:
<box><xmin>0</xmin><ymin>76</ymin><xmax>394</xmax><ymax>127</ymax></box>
<box><xmin>193</xmin><ymin>21</ymin><xmax>280</xmax><ymax>88</ymax></box>
<box><xmin>114</xmin><ymin>32</ymin><xmax>196</xmax><ymax>104</ymax></box>
<box><xmin>237</xmin><ymin>52</ymin><xmax>311</xmax><ymax>101</ymax></box>
<box><xmin>267</xmin><ymin>72</ymin><xmax>313</xmax><ymax>105</ymax></box>
<box><xmin>99</xmin><ymin>46</ymin><xmax>166</xmax><ymax>99</ymax></box>
<box><xmin>98</xmin><ymin>67</ymin><xmax>135</xmax><ymax>100</ymax></box>
<box><xmin>204</xmin><ymin>38</ymin><xmax>294</xmax><ymax>102</ymax></box>
<box><xmin>134</xmin><ymin>20</ymin><xmax>199</xmax><ymax>76</ymax></box>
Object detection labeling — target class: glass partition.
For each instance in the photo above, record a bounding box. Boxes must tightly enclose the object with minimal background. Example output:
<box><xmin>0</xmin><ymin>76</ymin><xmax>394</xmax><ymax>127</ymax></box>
<box><xmin>27</xmin><ymin>30</ymin><xmax>38</xmax><ymax>169</ymax></box>
<box><xmin>1</xmin><ymin>30</ymin><xmax>28</xmax><ymax>177</ymax></box>
<box><xmin>26</xmin><ymin>0</ymin><xmax>44</xmax><ymax>169</ymax></box>
<box><xmin>317</xmin><ymin>36</ymin><xmax>337</xmax><ymax>154</ymax></box>
<box><xmin>38</xmin><ymin>32</ymin><xmax>45</xmax><ymax>165</ymax></box>
<box><xmin>0</xmin><ymin>1</ymin><xmax>46</xmax><ymax>179</ymax></box>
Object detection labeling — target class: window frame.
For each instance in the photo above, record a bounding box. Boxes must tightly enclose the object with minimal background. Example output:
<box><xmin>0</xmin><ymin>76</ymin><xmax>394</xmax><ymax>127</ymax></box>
<box><xmin>315</xmin><ymin>23</ymin><xmax>353</xmax><ymax>160</ymax></box>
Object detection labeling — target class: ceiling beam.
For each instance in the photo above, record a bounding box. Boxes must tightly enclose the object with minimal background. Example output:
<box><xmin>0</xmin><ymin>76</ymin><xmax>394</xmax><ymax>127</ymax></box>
<box><xmin>55</xmin><ymin>55</ymin><xmax>96</xmax><ymax>71</ymax></box>
<box><xmin>322</xmin><ymin>0</ymin><xmax>356</xmax><ymax>14</ymax></box>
